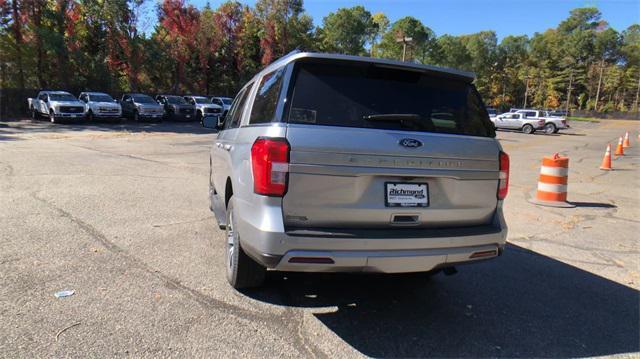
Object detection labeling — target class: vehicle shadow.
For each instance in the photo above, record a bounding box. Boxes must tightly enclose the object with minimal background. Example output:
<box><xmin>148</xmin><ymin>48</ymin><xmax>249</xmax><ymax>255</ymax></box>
<box><xmin>1</xmin><ymin>118</ymin><xmax>217</xmax><ymax>136</ymax></box>
<box><xmin>246</xmin><ymin>244</ymin><xmax>639</xmax><ymax>358</ymax></box>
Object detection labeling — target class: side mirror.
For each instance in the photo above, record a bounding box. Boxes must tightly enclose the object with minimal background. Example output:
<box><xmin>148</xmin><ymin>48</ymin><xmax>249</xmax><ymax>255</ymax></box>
<box><xmin>202</xmin><ymin>115</ymin><xmax>221</xmax><ymax>130</ymax></box>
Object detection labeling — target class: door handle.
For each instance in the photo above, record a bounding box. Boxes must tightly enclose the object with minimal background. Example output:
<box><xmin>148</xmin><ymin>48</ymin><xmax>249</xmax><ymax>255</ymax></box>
<box><xmin>223</xmin><ymin>144</ymin><xmax>232</xmax><ymax>151</ymax></box>
<box><xmin>215</xmin><ymin>142</ymin><xmax>222</xmax><ymax>148</ymax></box>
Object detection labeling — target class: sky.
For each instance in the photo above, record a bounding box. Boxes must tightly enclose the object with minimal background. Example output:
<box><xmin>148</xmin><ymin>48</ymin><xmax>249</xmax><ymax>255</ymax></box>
<box><xmin>143</xmin><ymin>0</ymin><xmax>639</xmax><ymax>40</ymax></box>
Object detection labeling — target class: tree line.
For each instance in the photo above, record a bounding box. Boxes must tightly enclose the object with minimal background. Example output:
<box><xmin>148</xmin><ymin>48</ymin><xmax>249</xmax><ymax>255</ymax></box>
<box><xmin>1</xmin><ymin>0</ymin><xmax>638</xmax><ymax>112</ymax></box>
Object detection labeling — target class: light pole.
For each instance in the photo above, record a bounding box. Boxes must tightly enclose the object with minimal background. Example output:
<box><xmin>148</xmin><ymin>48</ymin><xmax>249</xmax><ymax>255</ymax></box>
<box><xmin>395</xmin><ymin>36</ymin><xmax>413</xmax><ymax>62</ymax></box>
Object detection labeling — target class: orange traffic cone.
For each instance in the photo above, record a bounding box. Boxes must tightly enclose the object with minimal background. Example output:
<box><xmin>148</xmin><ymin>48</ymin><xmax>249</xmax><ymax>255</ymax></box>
<box><xmin>614</xmin><ymin>137</ymin><xmax>625</xmax><ymax>156</ymax></box>
<box><xmin>600</xmin><ymin>144</ymin><xmax>612</xmax><ymax>170</ymax></box>
<box><xmin>623</xmin><ymin>132</ymin><xmax>631</xmax><ymax>148</ymax></box>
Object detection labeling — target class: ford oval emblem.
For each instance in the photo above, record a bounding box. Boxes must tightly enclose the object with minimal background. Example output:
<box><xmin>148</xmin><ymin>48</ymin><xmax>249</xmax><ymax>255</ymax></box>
<box><xmin>399</xmin><ymin>138</ymin><xmax>422</xmax><ymax>148</ymax></box>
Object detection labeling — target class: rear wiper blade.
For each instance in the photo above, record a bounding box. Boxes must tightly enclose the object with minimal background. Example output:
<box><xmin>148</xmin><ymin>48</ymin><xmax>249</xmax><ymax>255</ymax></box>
<box><xmin>363</xmin><ymin>114</ymin><xmax>421</xmax><ymax>121</ymax></box>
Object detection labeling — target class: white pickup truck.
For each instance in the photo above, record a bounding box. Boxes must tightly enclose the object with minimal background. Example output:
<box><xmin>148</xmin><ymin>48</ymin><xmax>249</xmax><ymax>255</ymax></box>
<box><xmin>513</xmin><ymin>109</ymin><xmax>569</xmax><ymax>134</ymax></box>
<box><xmin>28</xmin><ymin>91</ymin><xmax>86</xmax><ymax>123</ymax></box>
<box><xmin>492</xmin><ymin>112</ymin><xmax>545</xmax><ymax>134</ymax></box>
<box><xmin>78</xmin><ymin>92</ymin><xmax>122</xmax><ymax>121</ymax></box>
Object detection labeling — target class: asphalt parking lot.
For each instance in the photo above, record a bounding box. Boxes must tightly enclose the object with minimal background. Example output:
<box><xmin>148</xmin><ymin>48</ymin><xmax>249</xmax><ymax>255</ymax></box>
<box><xmin>1</xmin><ymin>119</ymin><xmax>638</xmax><ymax>357</ymax></box>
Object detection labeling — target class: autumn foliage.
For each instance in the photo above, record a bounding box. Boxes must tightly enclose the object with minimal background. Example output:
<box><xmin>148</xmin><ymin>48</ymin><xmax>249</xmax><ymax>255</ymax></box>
<box><xmin>0</xmin><ymin>1</ymin><xmax>638</xmax><ymax>112</ymax></box>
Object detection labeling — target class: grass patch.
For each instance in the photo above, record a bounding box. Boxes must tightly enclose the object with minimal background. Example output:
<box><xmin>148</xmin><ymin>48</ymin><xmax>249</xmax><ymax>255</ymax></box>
<box><xmin>567</xmin><ymin>116</ymin><xmax>601</xmax><ymax>123</ymax></box>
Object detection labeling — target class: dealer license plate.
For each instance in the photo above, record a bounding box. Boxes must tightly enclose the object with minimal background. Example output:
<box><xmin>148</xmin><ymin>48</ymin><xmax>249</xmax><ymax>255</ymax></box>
<box><xmin>385</xmin><ymin>183</ymin><xmax>429</xmax><ymax>207</ymax></box>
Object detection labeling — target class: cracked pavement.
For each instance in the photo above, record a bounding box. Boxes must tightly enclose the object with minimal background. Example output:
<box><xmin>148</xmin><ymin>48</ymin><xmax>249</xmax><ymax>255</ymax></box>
<box><xmin>0</xmin><ymin>119</ymin><xmax>638</xmax><ymax>357</ymax></box>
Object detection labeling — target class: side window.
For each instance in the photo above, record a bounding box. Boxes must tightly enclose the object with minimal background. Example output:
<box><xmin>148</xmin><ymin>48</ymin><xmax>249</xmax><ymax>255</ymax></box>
<box><xmin>39</xmin><ymin>94</ymin><xmax>47</xmax><ymax>101</ymax></box>
<box><xmin>123</xmin><ymin>95</ymin><xmax>129</xmax><ymax>102</ymax></box>
<box><xmin>249</xmin><ymin>67</ymin><xmax>285</xmax><ymax>124</ymax></box>
<box><xmin>224</xmin><ymin>85</ymin><xmax>253</xmax><ymax>130</ymax></box>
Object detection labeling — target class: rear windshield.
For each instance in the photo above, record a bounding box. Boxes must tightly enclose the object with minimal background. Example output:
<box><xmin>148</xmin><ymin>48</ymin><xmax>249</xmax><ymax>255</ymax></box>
<box><xmin>287</xmin><ymin>62</ymin><xmax>495</xmax><ymax>137</ymax></box>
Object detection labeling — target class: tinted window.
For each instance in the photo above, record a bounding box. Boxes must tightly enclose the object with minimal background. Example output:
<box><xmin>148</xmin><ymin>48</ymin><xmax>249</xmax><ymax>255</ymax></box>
<box><xmin>49</xmin><ymin>94</ymin><xmax>77</xmax><ymax>101</ymax></box>
<box><xmin>223</xmin><ymin>86</ymin><xmax>251</xmax><ymax>130</ymax></box>
<box><xmin>249</xmin><ymin>68</ymin><xmax>285</xmax><ymax>124</ymax></box>
<box><xmin>222</xmin><ymin>98</ymin><xmax>232</xmax><ymax>105</ymax></box>
<box><xmin>193</xmin><ymin>97</ymin><xmax>209</xmax><ymax>104</ymax></box>
<box><xmin>166</xmin><ymin>96</ymin><xmax>186</xmax><ymax>105</ymax></box>
<box><xmin>288</xmin><ymin>62</ymin><xmax>495</xmax><ymax>137</ymax></box>
<box><xmin>132</xmin><ymin>95</ymin><xmax>155</xmax><ymax>104</ymax></box>
<box><xmin>90</xmin><ymin>94</ymin><xmax>113</xmax><ymax>102</ymax></box>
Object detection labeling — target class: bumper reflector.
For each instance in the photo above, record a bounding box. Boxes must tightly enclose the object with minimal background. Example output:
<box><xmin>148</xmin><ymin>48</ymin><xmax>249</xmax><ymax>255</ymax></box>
<box><xmin>469</xmin><ymin>250</ymin><xmax>498</xmax><ymax>259</ymax></box>
<box><xmin>288</xmin><ymin>257</ymin><xmax>335</xmax><ymax>264</ymax></box>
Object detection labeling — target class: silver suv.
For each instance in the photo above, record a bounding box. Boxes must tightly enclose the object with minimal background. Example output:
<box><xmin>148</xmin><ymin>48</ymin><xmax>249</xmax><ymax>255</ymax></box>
<box><xmin>206</xmin><ymin>52</ymin><xmax>509</xmax><ymax>289</ymax></box>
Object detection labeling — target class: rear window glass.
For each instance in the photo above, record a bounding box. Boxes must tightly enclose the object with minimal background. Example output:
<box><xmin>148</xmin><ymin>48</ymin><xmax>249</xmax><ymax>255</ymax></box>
<box><xmin>287</xmin><ymin>62</ymin><xmax>495</xmax><ymax>137</ymax></box>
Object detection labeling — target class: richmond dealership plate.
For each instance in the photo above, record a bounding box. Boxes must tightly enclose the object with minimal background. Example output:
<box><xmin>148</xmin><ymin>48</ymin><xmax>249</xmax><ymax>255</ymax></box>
<box><xmin>385</xmin><ymin>183</ymin><xmax>429</xmax><ymax>207</ymax></box>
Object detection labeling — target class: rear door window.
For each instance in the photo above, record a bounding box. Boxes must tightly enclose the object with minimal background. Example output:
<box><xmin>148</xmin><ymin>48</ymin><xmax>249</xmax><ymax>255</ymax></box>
<box><xmin>249</xmin><ymin>67</ymin><xmax>285</xmax><ymax>124</ymax></box>
<box><xmin>224</xmin><ymin>85</ymin><xmax>252</xmax><ymax>130</ymax></box>
<box><xmin>287</xmin><ymin>61</ymin><xmax>495</xmax><ymax>137</ymax></box>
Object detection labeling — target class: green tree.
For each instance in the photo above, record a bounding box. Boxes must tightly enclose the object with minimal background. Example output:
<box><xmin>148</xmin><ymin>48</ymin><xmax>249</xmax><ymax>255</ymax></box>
<box><xmin>369</xmin><ymin>12</ymin><xmax>389</xmax><ymax>57</ymax></box>
<box><xmin>320</xmin><ymin>6</ymin><xmax>374</xmax><ymax>55</ymax></box>
<box><xmin>378</xmin><ymin>16</ymin><xmax>435</xmax><ymax>63</ymax></box>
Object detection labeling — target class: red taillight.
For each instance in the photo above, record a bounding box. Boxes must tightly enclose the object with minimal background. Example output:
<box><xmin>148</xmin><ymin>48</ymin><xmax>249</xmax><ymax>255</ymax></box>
<box><xmin>498</xmin><ymin>151</ymin><xmax>509</xmax><ymax>200</ymax></box>
<box><xmin>251</xmin><ymin>138</ymin><xmax>289</xmax><ymax>196</ymax></box>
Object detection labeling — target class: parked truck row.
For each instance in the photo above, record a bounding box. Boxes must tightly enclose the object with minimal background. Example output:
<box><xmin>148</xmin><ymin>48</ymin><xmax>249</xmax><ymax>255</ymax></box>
<box><xmin>27</xmin><ymin>90</ymin><xmax>233</xmax><ymax>124</ymax></box>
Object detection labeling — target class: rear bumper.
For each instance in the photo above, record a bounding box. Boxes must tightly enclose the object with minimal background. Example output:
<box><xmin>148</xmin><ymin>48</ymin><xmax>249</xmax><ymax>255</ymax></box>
<box><xmin>236</xmin><ymin>198</ymin><xmax>508</xmax><ymax>273</ymax></box>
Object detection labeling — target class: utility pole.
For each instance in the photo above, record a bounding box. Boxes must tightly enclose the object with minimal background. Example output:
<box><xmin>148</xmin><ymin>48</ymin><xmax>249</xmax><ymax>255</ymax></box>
<box><xmin>634</xmin><ymin>75</ymin><xmax>640</xmax><ymax>112</ymax></box>
<box><xmin>523</xmin><ymin>76</ymin><xmax>530</xmax><ymax>109</ymax></box>
<box><xmin>396</xmin><ymin>36</ymin><xmax>413</xmax><ymax>62</ymax></box>
<box><xmin>594</xmin><ymin>59</ymin><xmax>605</xmax><ymax>112</ymax></box>
<box><xmin>565</xmin><ymin>69</ymin><xmax>574</xmax><ymax>115</ymax></box>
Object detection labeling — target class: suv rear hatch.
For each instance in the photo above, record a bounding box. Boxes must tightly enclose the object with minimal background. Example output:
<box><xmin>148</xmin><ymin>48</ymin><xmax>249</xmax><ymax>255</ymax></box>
<box><xmin>282</xmin><ymin>60</ymin><xmax>502</xmax><ymax>229</ymax></box>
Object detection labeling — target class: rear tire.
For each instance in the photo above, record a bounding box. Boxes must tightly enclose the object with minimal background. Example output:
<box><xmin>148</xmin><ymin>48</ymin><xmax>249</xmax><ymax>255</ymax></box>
<box><xmin>31</xmin><ymin>107</ymin><xmax>38</xmax><ymax>120</ymax></box>
<box><xmin>225</xmin><ymin>197</ymin><xmax>266</xmax><ymax>289</ymax></box>
<box><xmin>87</xmin><ymin>110</ymin><xmax>94</xmax><ymax>122</ymax></box>
<box><xmin>133</xmin><ymin>110</ymin><xmax>139</xmax><ymax>122</ymax></box>
<box><xmin>522</xmin><ymin>124</ymin><xmax>534</xmax><ymax>134</ymax></box>
<box><xmin>543</xmin><ymin>123</ymin><xmax>556</xmax><ymax>135</ymax></box>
